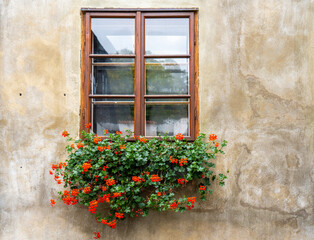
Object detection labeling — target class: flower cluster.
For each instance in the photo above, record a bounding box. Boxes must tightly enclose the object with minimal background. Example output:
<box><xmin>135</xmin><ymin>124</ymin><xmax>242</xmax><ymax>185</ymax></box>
<box><xmin>115</xmin><ymin>212</ymin><xmax>124</xmax><ymax>220</ymax></box>
<box><xmin>84</xmin><ymin>186</ymin><xmax>91</xmax><ymax>194</ymax></box>
<box><xmin>209</xmin><ymin>134</ymin><xmax>217</xmax><ymax>141</ymax></box>
<box><xmin>169</xmin><ymin>156</ymin><xmax>188</xmax><ymax>166</ymax></box>
<box><xmin>62</xmin><ymin>190</ymin><xmax>77</xmax><ymax>205</ymax></box>
<box><xmin>175</xmin><ymin>133</ymin><xmax>184</xmax><ymax>140</ymax></box>
<box><xmin>93</xmin><ymin>136</ymin><xmax>102</xmax><ymax>144</ymax></box>
<box><xmin>132</xmin><ymin>176</ymin><xmax>145</xmax><ymax>183</ymax></box>
<box><xmin>50</xmin><ymin>128</ymin><xmax>227</xmax><ymax>236</ymax></box>
<box><xmin>82</xmin><ymin>162</ymin><xmax>92</xmax><ymax>173</ymax></box>
<box><xmin>77</xmin><ymin>142</ymin><xmax>84</xmax><ymax>148</ymax></box>
<box><xmin>98</xmin><ymin>145</ymin><xmax>110</xmax><ymax>152</ymax></box>
<box><xmin>150</xmin><ymin>174</ymin><xmax>161</xmax><ymax>182</ymax></box>
<box><xmin>93</xmin><ymin>232</ymin><xmax>100</xmax><ymax>239</ymax></box>
<box><xmin>62</xmin><ymin>130</ymin><xmax>69</xmax><ymax>137</ymax></box>
<box><xmin>106</xmin><ymin>178</ymin><xmax>115</xmax><ymax>186</ymax></box>
<box><xmin>170</xmin><ymin>201</ymin><xmax>179</xmax><ymax>210</ymax></box>
<box><xmin>50</xmin><ymin>199</ymin><xmax>56</xmax><ymax>206</ymax></box>
<box><xmin>139</xmin><ymin>137</ymin><xmax>147</xmax><ymax>143</ymax></box>
<box><xmin>177</xmin><ymin>178</ymin><xmax>188</xmax><ymax>185</ymax></box>
<box><xmin>88</xmin><ymin>200</ymin><xmax>98</xmax><ymax>214</ymax></box>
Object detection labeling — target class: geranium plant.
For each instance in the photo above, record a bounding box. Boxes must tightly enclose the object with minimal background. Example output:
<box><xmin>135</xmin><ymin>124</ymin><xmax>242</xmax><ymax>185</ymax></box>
<box><xmin>50</xmin><ymin>126</ymin><xmax>227</xmax><ymax>233</ymax></box>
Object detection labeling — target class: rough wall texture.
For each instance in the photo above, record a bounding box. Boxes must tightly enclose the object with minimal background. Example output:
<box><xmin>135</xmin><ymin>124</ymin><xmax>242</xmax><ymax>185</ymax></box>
<box><xmin>0</xmin><ymin>0</ymin><xmax>313</xmax><ymax>239</ymax></box>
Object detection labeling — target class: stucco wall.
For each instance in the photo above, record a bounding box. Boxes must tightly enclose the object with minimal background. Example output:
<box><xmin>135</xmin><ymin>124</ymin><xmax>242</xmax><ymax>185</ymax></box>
<box><xmin>0</xmin><ymin>0</ymin><xmax>313</xmax><ymax>239</ymax></box>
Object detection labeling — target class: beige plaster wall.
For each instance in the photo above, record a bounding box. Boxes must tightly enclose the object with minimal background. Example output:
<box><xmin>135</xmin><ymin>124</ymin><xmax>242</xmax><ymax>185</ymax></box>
<box><xmin>0</xmin><ymin>0</ymin><xmax>313</xmax><ymax>239</ymax></box>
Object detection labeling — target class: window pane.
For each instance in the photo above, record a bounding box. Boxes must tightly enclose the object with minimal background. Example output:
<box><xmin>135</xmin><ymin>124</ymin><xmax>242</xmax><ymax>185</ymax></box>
<box><xmin>92</xmin><ymin>58</ymin><xmax>134</xmax><ymax>95</ymax></box>
<box><xmin>145</xmin><ymin>103</ymin><xmax>189</xmax><ymax>136</ymax></box>
<box><xmin>92</xmin><ymin>103</ymin><xmax>134</xmax><ymax>136</ymax></box>
<box><xmin>145</xmin><ymin>58</ymin><xmax>189</xmax><ymax>95</ymax></box>
<box><xmin>91</xmin><ymin>18</ymin><xmax>135</xmax><ymax>54</ymax></box>
<box><xmin>145</xmin><ymin>18</ymin><xmax>189</xmax><ymax>55</ymax></box>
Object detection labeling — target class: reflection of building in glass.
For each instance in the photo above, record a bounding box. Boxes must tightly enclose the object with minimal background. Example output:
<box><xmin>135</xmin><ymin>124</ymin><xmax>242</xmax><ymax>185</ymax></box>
<box><xmin>92</xmin><ymin>35</ymin><xmax>134</xmax><ymax>135</ymax></box>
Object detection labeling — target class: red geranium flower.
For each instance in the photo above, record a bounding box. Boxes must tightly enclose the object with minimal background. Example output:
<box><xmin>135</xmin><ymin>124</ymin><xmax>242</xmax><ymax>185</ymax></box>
<box><xmin>50</xmin><ymin>199</ymin><xmax>56</xmax><ymax>206</ymax></box>
<box><xmin>62</xmin><ymin>130</ymin><xmax>69</xmax><ymax>137</ymax></box>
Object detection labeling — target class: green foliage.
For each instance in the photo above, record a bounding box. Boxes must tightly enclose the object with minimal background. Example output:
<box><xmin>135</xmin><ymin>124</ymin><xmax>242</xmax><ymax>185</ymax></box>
<box><xmin>53</xmin><ymin>130</ymin><xmax>227</xmax><ymax>229</ymax></box>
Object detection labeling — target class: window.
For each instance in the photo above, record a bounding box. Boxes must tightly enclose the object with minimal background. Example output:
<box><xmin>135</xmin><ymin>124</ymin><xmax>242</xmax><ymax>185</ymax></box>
<box><xmin>81</xmin><ymin>9</ymin><xmax>198</xmax><ymax>140</ymax></box>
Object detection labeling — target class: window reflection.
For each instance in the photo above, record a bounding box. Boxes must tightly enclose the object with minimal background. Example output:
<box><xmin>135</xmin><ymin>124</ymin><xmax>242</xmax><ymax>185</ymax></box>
<box><xmin>146</xmin><ymin>58</ymin><xmax>189</xmax><ymax>95</ymax></box>
<box><xmin>93</xmin><ymin>104</ymin><xmax>134</xmax><ymax>136</ymax></box>
<box><xmin>91</xmin><ymin>18</ymin><xmax>135</xmax><ymax>54</ymax></box>
<box><xmin>146</xmin><ymin>104</ymin><xmax>189</xmax><ymax>136</ymax></box>
<box><xmin>92</xmin><ymin>58</ymin><xmax>134</xmax><ymax>95</ymax></box>
<box><xmin>145</xmin><ymin>18</ymin><xmax>189</xmax><ymax>55</ymax></box>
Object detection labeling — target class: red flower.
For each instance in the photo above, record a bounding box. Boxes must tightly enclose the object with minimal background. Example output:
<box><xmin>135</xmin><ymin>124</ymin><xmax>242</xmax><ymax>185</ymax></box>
<box><xmin>93</xmin><ymin>232</ymin><xmax>101</xmax><ymax>239</ymax></box>
<box><xmin>170</xmin><ymin>201</ymin><xmax>179</xmax><ymax>210</ymax></box>
<box><xmin>120</xmin><ymin>145</ymin><xmax>126</xmax><ymax>150</ymax></box>
<box><xmin>179</xmin><ymin>158</ymin><xmax>187</xmax><ymax>166</ymax></box>
<box><xmin>150</xmin><ymin>174</ymin><xmax>161</xmax><ymax>182</ymax></box>
<box><xmin>116</xmin><ymin>131</ymin><xmax>122</xmax><ymax>135</ymax></box>
<box><xmin>93</xmin><ymin>136</ymin><xmax>102</xmax><ymax>144</ymax></box>
<box><xmin>101</xmin><ymin>219</ymin><xmax>107</xmax><ymax>225</ymax></box>
<box><xmin>170</xmin><ymin>157</ymin><xmax>178</xmax><ymax>164</ymax></box>
<box><xmin>139</xmin><ymin>137</ymin><xmax>147</xmax><ymax>143</ymax></box>
<box><xmin>113</xmin><ymin>192</ymin><xmax>122</xmax><ymax>198</ymax></box>
<box><xmin>51</xmin><ymin>164</ymin><xmax>58</xmax><ymax>170</ymax></box>
<box><xmin>49</xmin><ymin>170</ymin><xmax>53</xmax><ymax>175</ymax></box>
<box><xmin>50</xmin><ymin>199</ymin><xmax>56</xmax><ymax>206</ymax></box>
<box><xmin>157</xmin><ymin>192</ymin><xmax>161</xmax><ymax>196</ymax></box>
<box><xmin>71</xmin><ymin>189</ymin><xmax>79</xmax><ymax>196</ymax></box>
<box><xmin>132</xmin><ymin>176</ymin><xmax>140</xmax><ymax>182</ymax></box>
<box><xmin>108</xmin><ymin>220</ymin><xmax>116</xmax><ymax>229</ymax></box>
<box><xmin>104</xmin><ymin>129</ymin><xmax>109</xmax><ymax>134</ymax></box>
<box><xmin>186</xmin><ymin>204</ymin><xmax>194</xmax><ymax>210</ymax></box>
<box><xmin>106</xmin><ymin>178</ymin><xmax>115</xmax><ymax>186</ymax></box>
<box><xmin>84</xmin><ymin>123</ymin><xmax>92</xmax><ymax>128</ymax></box>
<box><xmin>62</xmin><ymin>130</ymin><xmax>69</xmax><ymax>137</ymax></box>
<box><xmin>62</xmin><ymin>190</ymin><xmax>78</xmax><ymax>205</ymax></box>
<box><xmin>84</xmin><ymin>186</ymin><xmax>91</xmax><ymax>194</ymax></box>
<box><xmin>177</xmin><ymin>178</ymin><xmax>188</xmax><ymax>185</ymax></box>
<box><xmin>115</xmin><ymin>212</ymin><xmax>124</xmax><ymax>220</ymax></box>
<box><xmin>77</xmin><ymin>142</ymin><xmax>83</xmax><ymax>148</ymax></box>
<box><xmin>88</xmin><ymin>200</ymin><xmax>98</xmax><ymax>214</ymax></box>
<box><xmin>209</xmin><ymin>134</ymin><xmax>217</xmax><ymax>141</ymax></box>
<box><xmin>70</xmin><ymin>144</ymin><xmax>75</xmax><ymax>149</ymax></box>
<box><xmin>187</xmin><ymin>197</ymin><xmax>195</xmax><ymax>204</ymax></box>
<box><xmin>102</xmin><ymin>186</ymin><xmax>107</xmax><ymax>192</ymax></box>
<box><xmin>175</xmin><ymin>133</ymin><xmax>184</xmax><ymax>140</ymax></box>
<box><xmin>82</xmin><ymin>162</ymin><xmax>92</xmax><ymax>172</ymax></box>
<box><xmin>199</xmin><ymin>185</ymin><xmax>206</xmax><ymax>191</ymax></box>
<box><xmin>215</xmin><ymin>142</ymin><xmax>219</xmax><ymax>147</ymax></box>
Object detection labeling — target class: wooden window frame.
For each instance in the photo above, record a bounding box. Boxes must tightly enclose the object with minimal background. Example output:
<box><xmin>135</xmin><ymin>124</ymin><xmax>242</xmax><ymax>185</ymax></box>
<box><xmin>81</xmin><ymin>8</ymin><xmax>199</xmax><ymax>140</ymax></box>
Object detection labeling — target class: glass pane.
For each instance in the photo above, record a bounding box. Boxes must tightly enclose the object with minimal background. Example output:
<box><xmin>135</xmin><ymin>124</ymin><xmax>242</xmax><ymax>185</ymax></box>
<box><xmin>145</xmin><ymin>104</ymin><xmax>189</xmax><ymax>136</ymax></box>
<box><xmin>92</xmin><ymin>58</ymin><xmax>134</xmax><ymax>95</ymax></box>
<box><xmin>145</xmin><ymin>58</ymin><xmax>189</xmax><ymax>95</ymax></box>
<box><xmin>91</xmin><ymin>18</ymin><xmax>135</xmax><ymax>54</ymax></box>
<box><xmin>145</xmin><ymin>18</ymin><xmax>189</xmax><ymax>55</ymax></box>
<box><xmin>93</xmin><ymin>103</ymin><xmax>134</xmax><ymax>136</ymax></box>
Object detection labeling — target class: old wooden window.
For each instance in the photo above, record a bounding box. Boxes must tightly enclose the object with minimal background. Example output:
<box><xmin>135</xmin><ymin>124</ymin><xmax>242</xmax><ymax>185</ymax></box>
<box><xmin>81</xmin><ymin>9</ymin><xmax>198</xmax><ymax>140</ymax></box>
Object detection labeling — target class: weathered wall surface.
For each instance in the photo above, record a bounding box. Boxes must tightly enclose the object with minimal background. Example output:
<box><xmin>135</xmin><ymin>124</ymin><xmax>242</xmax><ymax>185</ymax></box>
<box><xmin>0</xmin><ymin>0</ymin><xmax>313</xmax><ymax>239</ymax></box>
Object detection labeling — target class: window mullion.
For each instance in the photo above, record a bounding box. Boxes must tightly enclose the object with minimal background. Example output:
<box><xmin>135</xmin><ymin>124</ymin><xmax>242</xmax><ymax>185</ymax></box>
<box><xmin>134</xmin><ymin>11</ymin><xmax>142</xmax><ymax>137</ymax></box>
